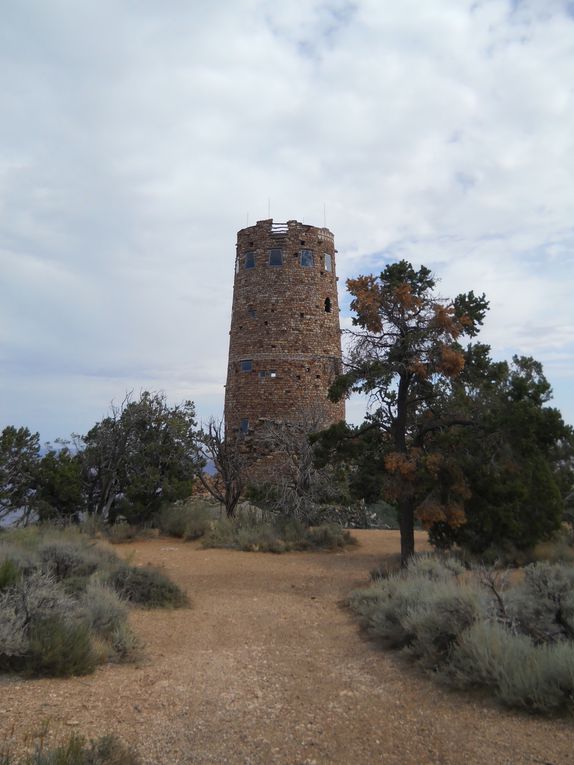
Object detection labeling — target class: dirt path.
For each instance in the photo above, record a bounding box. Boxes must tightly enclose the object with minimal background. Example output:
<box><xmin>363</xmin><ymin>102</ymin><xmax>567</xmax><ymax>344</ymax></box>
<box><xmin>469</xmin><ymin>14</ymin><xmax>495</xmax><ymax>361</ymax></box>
<box><xmin>1</xmin><ymin>531</ymin><xmax>572</xmax><ymax>764</ymax></box>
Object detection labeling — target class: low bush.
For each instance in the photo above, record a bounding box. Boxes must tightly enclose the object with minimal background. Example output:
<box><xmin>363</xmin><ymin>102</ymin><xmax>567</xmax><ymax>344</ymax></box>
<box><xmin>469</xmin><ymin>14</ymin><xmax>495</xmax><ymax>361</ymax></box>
<box><xmin>25</xmin><ymin>616</ymin><xmax>97</xmax><ymax>677</ymax></box>
<box><xmin>157</xmin><ymin>500</ymin><xmax>215</xmax><ymax>540</ymax></box>
<box><xmin>106</xmin><ymin>565</ymin><xmax>188</xmax><ymax>608</ymax></box>
<box><xmin>349</xmin><ymin>553</ymin><xmax>574</xmax><ymax>714</ymax></box>
<box><xmin>202</xmin><ymin>515</ymin><xmax>356</xmax><ymax>553</ymax></box>
<box><xmin>1</xmin><ymin>733</ymin><xmax>140</xmax><ymax>765</ymax></box>
<box><xmin>101</xmin><ymin>523</ymin><xmax>146</xmax><ymax>545</ymax></box>
<box><xmin>505</xmin><ymin>562</ymin><xmax>574</xmax><ymax>643</ymax></box>
<box><xmin>0</xmin><ymin>559</ymin><xmax>21</xmax><ymax>591</ymax></box>
<box><xmin>0</xmin><ymin>527</ymin><xmax>184</xmax><ymax>677</ymax></box>
<box><xmin>447</xmin><ymin>621</ymin><xmax>574</xmax><ymax>712</ymax></box>
<box><xmin>38</xmin><ymin>541</ymin><xmax>100</xmax><ymax>580</ymax></box>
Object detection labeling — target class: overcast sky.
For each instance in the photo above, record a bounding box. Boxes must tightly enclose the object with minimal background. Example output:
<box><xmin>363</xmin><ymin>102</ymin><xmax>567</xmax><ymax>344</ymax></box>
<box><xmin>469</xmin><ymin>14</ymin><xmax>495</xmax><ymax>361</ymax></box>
<box><xmin>1</xmin><ymin>0</ymin><xmax>573</xmax><ymax>443</ymax></box>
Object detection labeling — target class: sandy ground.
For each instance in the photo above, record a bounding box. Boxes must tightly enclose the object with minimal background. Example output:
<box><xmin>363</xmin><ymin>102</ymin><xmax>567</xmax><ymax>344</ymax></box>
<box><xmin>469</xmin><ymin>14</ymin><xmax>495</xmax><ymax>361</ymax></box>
<box><xmin>1</xmin><ymin>530</ymin><xmax>572</xmax><ymax>765</ymax></box>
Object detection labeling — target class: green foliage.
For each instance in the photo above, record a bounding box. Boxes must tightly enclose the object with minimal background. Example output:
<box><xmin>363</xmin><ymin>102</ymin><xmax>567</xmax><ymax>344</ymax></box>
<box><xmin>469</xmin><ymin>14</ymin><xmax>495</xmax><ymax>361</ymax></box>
<box><xmin>80</xmin><ymin>391</ymin><xmax>201</xmax><ymax>524</ymax></box>
<box><xmin>157</xmin><ymin>499</ymin><xmax>215</xmax><ymax>540</ymax></box>
<box><xmin>105</xmin><ymin>565</ymin><xmax>188</xmax><ymax>608</ymax></box>
<box><xmin>447</xmin><ymin>621</ymin><xmax>574</xmax><ymax>712</ymax></box>
<box><xmin>321</xmin><ymin>262</ymin><xmax>489</xmax><ymax>563</ymax></box>
<box><xmin>429</xmin><ymin>354</ymin><xmax>572</xmax><ymax>554</ymax></box>
<box><xmin>1</xmin><ymin>733</ymin><xmax>140</xmax><ymax>765</ymax></box>
<box><xmin>321</xmin><ymin>261</ymin><xmax>573</xmax><ymax>561</ymax></box>
<box><xmin>38</xmin><ymin>541</ymin><xmax>100</xmax><ymax>580</ymax></box>
<box><xmin>203</xmin><ymin>515</ymin><xmax>355</xmax><ymax>553</ymax></box>
<box><xmin>35</xmin><ymin>447</ymin><xmax>84</xmax><ymax>523</ymax></box>
<box><xmin>101</xmin><ymin>523</ymin><xmax>148</xmax><ymax>545</ymax></box>
<box><xmin>0</xmin><ymin>527</ymin><xmax>182</xmax><ymax>676</ymax></box>
<box><xmin>349</xmin><ymin>553</ymin><xmax>574</xmax><ymax>713</ymax></box>
<box><xmin>25</xmin><ymin>616</ymin><xmax>96</xmax><ymax>677</ymax></box>
<box><xmin>350</xmin><ymin>555</ymin><xmax>476</xmax><ymax>654</ymax></box>
<box><xmin>0</xmin><ymin>559</ymin><xmax>21</xmax><ymax>591</ymax></box>
<box><xmin>0</xmin><ymin>426</ymin><xmax>40</xmax><ymax>523</ymax></box>
<box><xmin>506</xmin><ymin>562</ymin><xmax>574</xmax><ymax>643</ymax></box>
<box><xmin>82</xmin><ymin>579</ymin><xmax>128</xmax><ymax>640</ymax></box>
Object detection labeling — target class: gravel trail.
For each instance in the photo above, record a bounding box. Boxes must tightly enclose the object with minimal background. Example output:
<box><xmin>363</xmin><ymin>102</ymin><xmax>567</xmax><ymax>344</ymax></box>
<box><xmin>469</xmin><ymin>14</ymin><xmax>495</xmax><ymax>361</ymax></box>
<box><xmin>1</xmin><ymin>530</ymin><xmax>572</xmax><ymax>764</ymax></box>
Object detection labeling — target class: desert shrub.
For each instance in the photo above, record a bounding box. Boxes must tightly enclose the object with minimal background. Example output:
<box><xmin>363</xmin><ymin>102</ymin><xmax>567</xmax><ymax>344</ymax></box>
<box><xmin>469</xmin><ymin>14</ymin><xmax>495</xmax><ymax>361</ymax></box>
<box><xmin>38</xmin><ymin>540</ymin><xmax>111</xmax><ymax>582</ymax></box>
<box><xmin>350</xmin><ymin>572</ymin><xmax>470</xmax><ymax>651</ymax></box>
<box><xmin>0</xmin><ymin>530</ymin><xmax>177</xmax><ymax>676</ymax></box>
<box><xmin>201</xmin><ymin>517</ymin><xmax>236</xmax><ymax>549</ymax></box>
<box><xmin>105</xmin><ymin>565</ymin><xmax>188</xmax><ymax>608</ymax></box>
<box><xmin>532</xmin><ymin>527</ymin><xmax>574</xmax><ymax>564</ymax></box>
<box><xmin>80</xmin><ymin>580</ymin><xmax>141</xmax><ymax>662</ymax></box>
<box><xmin>102</xmin><ymin>523</ymin><xmax>144</xmax><ymax>545</ymax></box>
<box><xmin>446</xmin><ymin>621</ymin><xmax>574</xmax><ymax>712</ymax></box>
<box><xmin>24</xmin><ymin>616</ymin><xmax>96</xmax><ymax>677</ymax></box>
<box><xmin>203</xmin><ymin>516</ymin><xmax>356</xmax><ymax>553</ymax></box>
<box><xmin>505</xmin><ymin>562</ymin><xmax>574</xmax><ymax>643</ymax></box>
<box><xmin>403</xmin><ymin>589</ymin><xmax>483</xmax><ymax>667</ymax></box>
<box><xmin>407</xmin><ymin>553</ymin><xmax>466</xmax><ymax>579</ymax></box>
<box><xmin>1</xmin><ymin>733</ymin><xmax>141</xmax><ymax>765</ymax></box>
<box><xmin>302</xmin><ymin>524</ymin><xmax>355</xmax><ymax>550</ymax></box>
<box><xmin>82</xmin><ymin>580</ymin><xmax>127</xmax><ymax>639</ymax></box>
<box><xmin>0</xmin><ymin>572</ymin><xmax>94</xmax><ymax>676</ymax></box>
<box><xmin>0</xmin><ymin>594</ymin><xmax>28</xmax><ymax>658</ymax></box>
<box><xmin>108</xmin><ymin>622</ymin><xmax>142</xmax><ymax>663</ymax></box>
<box><xmin>0</xmin><ymin>559</ymin><xmax>21</xmax><ymax>591</ymax></box>
<box><xmin>350</xmin><ymin>553</ymin><xmax>574</xmax><ymax>714</ymax></box>
<box><xmin>157</xmin><ymin>500</ymin><xmax>214</xmax><ymax>540</ymax></box>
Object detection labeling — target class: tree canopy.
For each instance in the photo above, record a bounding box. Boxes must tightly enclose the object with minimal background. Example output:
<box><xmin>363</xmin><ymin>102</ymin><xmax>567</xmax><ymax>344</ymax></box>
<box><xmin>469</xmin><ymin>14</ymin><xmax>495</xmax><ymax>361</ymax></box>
<box><xmin>80</xmin><ymin>391</ymin><xmax>200</xmax><ymax>524</ymax></box>
<box><xmin>320</xmin><ymin>260</ymin><xmax>571</xmax><ymax>564</ymax></box>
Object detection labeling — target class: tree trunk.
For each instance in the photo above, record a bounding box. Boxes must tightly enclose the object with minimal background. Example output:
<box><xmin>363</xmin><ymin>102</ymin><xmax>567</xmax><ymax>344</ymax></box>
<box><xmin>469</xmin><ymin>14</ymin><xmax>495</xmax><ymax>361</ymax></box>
<box><xmin>398</xmin><ymin>497</ymin><xmax>415</xmax><ymax>567</ymax></box>
<box><xmin>395</xmin><ymin>372</ymin><xmax>415</xmax><ymax>567</ymax></box>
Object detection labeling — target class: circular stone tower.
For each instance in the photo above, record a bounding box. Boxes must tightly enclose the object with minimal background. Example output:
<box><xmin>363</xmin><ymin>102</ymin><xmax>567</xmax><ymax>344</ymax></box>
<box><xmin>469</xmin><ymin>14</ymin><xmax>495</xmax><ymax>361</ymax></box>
<box><xmin>224</xmin><ymin>218</ymin><xmax>345</xmax><ymax>436</ymax></box>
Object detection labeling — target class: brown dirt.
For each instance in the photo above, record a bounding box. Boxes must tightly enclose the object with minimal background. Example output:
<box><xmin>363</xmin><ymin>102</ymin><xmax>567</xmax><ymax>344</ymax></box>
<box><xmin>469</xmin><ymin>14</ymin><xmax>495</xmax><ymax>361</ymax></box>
<box><xmin>1</xmin><ymin>530</ymin><xmax>572</xmax><ymax>765</ymax></box>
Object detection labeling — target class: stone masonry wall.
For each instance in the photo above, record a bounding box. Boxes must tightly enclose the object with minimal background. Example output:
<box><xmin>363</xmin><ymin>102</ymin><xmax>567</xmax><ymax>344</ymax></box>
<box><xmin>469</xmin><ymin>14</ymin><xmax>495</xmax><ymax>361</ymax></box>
<box><xmin>224</xmin><ymin>219</ymin><xmax>345</xmax><ymax>435</ymax></box>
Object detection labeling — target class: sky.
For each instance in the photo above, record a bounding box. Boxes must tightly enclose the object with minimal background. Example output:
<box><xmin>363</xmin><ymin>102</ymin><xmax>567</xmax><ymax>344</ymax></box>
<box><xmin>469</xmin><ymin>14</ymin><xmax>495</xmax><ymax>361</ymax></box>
<box><xmin>1</xmin><ymin>0</ymin><xmax>573</xmax><ymax>444</ymax></box>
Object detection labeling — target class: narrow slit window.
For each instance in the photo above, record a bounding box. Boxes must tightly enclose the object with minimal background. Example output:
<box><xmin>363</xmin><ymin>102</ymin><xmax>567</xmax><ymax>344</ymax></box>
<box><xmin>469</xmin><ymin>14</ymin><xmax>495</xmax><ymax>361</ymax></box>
<box><xmin>240</xmin><ymin>418</ymin><xmax>249</xmax><ymax>434</ymax></box>
<box><xmin>268</xmin><ymin>248</ymin><xmax>283</xmax><ymax>266</ymax></box>
<box><xmin>244</xmin><ymin>251</ymin><xmax>255</xmax><ymax>269</ymax></box>
<box><xmin>324</xmin><ymin>253</ymin><xmax>332</xmax><ymax>272</ymax></box>
<box><xmin>300</xmin><ymin>249</ymin><xmax>314</xmax><ymax>267</ymax></box>
<box><xmin>248</xmin><ymin>307</ymin><xmax>256</xmax><ymax>318</ymax></box>
<box><xmin>324</xmin><ymin>297</ymin><xmax>332</xmax><ymax>313</ymax></box>
<box><xmin>240</xmin><ymin>359</ymin><xmax>253</xmax><ymax>372</ymax></box>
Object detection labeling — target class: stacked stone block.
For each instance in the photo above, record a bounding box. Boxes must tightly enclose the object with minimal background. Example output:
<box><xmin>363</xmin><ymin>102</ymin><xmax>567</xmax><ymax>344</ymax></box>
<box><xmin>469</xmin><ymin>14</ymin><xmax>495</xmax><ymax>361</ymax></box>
<box><xmin>224</xmin><ymin>219</ymin><xmax>345</xmax><ymax>435</ymax></box>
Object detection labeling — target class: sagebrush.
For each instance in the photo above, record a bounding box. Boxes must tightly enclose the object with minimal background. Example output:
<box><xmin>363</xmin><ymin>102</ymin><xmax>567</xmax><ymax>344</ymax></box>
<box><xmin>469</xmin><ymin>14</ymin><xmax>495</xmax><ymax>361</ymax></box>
<box><xmin>350</xmin><ymin>553</ymin><xmax>574</xmax><ymax>713</ymax></box>
<box><xmin>0</xmin><ymin>526</ymin><xmax>185</xmax><ymax>677</ymax></box>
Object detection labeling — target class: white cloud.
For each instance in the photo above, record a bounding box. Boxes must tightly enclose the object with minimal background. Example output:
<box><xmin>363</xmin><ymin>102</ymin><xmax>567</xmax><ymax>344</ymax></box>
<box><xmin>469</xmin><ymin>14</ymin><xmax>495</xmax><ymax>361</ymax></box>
<box><xmin>1</xmin><ymin>0</ymin><xmax>573</xmax><ymax>439</ymax></box>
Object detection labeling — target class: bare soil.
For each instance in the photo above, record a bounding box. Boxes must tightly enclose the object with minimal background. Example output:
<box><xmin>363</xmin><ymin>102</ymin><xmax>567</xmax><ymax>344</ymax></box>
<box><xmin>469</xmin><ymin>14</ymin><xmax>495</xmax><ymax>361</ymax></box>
<box><xmin>1</xmin><ymin>531</ymin><xmax>572</xmax><ymax>764</ymax></box>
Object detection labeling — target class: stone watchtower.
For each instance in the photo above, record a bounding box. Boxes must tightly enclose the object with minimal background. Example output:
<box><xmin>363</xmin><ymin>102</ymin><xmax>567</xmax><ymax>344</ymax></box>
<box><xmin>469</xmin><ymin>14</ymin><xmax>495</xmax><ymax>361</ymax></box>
<box><xmin>224</xmin><ymin>219</ymin><xmax>345</xmax><ymax>436</ymax></box>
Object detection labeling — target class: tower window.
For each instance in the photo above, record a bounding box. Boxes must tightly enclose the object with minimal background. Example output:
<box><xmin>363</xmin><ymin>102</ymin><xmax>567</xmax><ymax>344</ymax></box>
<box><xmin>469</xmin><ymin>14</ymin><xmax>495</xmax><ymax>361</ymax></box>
<box><xmin>324</xmin><ymin>297</ymin><xmax>332</xmax><ymax>313</ymax></box>
<box><xmin>244</xmin><ymin>251</ymin><xmax>255</xmax><ymax>269</ymax></box>
<box><xmin>324</xmin><ymin>253</ymin><xmax>332</xmax><ymax>272</ymax></box>
<box><xmin>268</xmin><ymin>248</ymin><xmax>283</xmax><ymax>266</ymax></box>
<box><xmin>240</xmin><ymin>359</ymin><xmax>253</xmax><ymax>372</ymax></box>
<box><xmin>300</xmin><ymin>249</ymin><xmax>314</xmax><ymax>267</ymax></box>
<box><xmin>247</xmin><ymin>307</ymin><xmax>256</xmax><ymax>318</ymax></box>
<box><xmin>240</xmin><ymin>418</ymin><xmax>249</xmax><ymax>434</ymax></box>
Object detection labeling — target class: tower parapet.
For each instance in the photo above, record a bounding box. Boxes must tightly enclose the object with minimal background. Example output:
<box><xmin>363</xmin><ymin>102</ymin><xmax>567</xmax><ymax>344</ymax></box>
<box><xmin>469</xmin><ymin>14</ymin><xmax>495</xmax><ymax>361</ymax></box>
<box><xmin>224</xmin><ymin>219</ymin><xmax>345</xmax><ymax>435</ymax></box>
